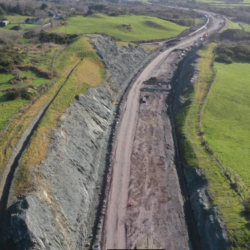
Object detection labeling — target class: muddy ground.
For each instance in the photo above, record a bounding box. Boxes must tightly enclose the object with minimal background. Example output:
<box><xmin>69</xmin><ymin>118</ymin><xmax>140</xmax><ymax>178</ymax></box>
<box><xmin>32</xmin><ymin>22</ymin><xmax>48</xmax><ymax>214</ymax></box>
<box><xmin>102</xmin><ymin>12</ymin><xmax>224</xmax><ymax>250</ymax></box>
<box><xmin>125</xmin><ymin>53</ymin><xmax>190</xmax><ymax>249</ymax></box>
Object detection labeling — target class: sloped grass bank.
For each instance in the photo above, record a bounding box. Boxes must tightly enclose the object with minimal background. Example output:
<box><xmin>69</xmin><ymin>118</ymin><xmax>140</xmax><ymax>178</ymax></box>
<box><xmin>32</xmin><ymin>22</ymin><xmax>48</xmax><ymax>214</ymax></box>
<box><xmin>203</xmin><ymin>62</ymin><xmax>250</xmax><ymax>187</ymax></box>
<box><xmin>226</xmin><ymin>19</ymin><xmax>242</xmax><ymax>30</ymax></box>
<box><xmin>14</xmin><ymin>36</ymin><xmax>104</xmax><ymax>195</ymax></box>
<box><xmin>54</xmin><ymin>14</ymin><xmax>187</xmax><ymax>41</ymax></box>
<box><xmin>176</xmin><ymin>44</ymin><xmax>250</xmax><ymax>249</ymax></box>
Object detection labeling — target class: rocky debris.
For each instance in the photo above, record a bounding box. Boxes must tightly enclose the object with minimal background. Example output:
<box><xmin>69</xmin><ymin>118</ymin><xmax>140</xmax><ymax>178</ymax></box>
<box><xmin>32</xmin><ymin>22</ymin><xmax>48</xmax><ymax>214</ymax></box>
<box><xmin>93</xmin><ymin>35</ymin><xmax>150</xmax><ymax>93</ymax></box>
<box><xmin>0</xmin><ymin>35</ymin><xmax>152</xmax><ymax>250</ymax></box>
<box><xmin>135</xmin><ymin>236</ymin><xmax>163</xmax><ymax>249</ymax></box>
<box><xmin>184</xmin><ymin>166</ymin><xmax>230</xmax><ymax>250</ymax></box>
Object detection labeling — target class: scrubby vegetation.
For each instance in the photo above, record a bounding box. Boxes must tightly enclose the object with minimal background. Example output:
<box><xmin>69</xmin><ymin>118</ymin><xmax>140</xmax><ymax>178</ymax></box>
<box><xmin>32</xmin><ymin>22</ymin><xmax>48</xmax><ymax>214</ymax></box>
<box><xmin>214</xmin><ymin>29</ymin><xmax>250</xmax><ymax>62</ymax></box>
<box><xmin>24</xmin><ymin>30</ymin><xmax>78</xmax><ymax>44</ymax></box>
<box><xmin>0</xmin><ymin>40</ymin><xmax>61</xmax><ymax>175</ymax></box>
<box><xmin>0</xmin><ymin>69</ymin><xmax>50</xmax><ymax>130</ymax></box>
<box><xmin>0</xmin><ymin>44</ymin><xmax>26</xmax><ymax>73</ymax></box>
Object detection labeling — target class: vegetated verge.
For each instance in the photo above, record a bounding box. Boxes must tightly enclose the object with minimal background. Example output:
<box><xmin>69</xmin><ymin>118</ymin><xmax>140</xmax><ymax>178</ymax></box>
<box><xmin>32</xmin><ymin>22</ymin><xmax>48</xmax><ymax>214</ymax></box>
<box><xmin>53</xmin><ymin>14</ymin><xmax>187</xmax><ymax>41</ymax></box>
<box><xmin>14</xmin><ymin>36</ymin><xmax>104</xmax><ymax>196</ymax></box>
<box><xmin>225</xmin><ymin>19</ymin><xmax>242</xmax><ymax>30</ymax></box>
<box><xmin>175</xmin><ymin>43</ymin><xmax>250</xmax><ymax>248</ymax></box>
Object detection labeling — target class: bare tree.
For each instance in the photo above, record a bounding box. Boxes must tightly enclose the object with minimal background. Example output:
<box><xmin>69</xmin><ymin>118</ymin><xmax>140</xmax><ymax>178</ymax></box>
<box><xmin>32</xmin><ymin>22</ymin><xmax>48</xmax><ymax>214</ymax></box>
<box><xmin>35</xmin><ymin>9</ymin><xmax>48</xmax><ymax>27</ymax></box>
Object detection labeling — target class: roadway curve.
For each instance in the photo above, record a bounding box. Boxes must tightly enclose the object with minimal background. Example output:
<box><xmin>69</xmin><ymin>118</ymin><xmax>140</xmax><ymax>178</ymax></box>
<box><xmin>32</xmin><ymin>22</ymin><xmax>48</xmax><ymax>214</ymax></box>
<box><xmin>102</xmin><ymin>11</ymin><xmax>224</xmax><ymax>250</ymax></box>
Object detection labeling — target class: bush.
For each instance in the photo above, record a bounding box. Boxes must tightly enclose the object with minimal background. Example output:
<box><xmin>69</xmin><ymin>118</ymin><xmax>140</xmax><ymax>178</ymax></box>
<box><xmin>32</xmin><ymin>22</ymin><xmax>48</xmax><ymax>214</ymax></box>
<box><xmin>218</xmin><ymin>48</ymin><xmax>234</xmax><ymax>57</ymax></box>
<box><xmin>7</xmin><ymin>89</ymin><xmax>21</xmax><ymax>100</ymax></box>
<box><xmin>236</xmin><ymin>52</ymin><xmax>248</xmax><ymax>60</ymax></box>
<box><xmin>0</xmin><ymin>45</ymin><xmax>26</xmax><ymax>73</ymax></box>
<box><xmin>38</xmin><ymin>30</ymin><xmax>78</xmax><ymax>44</ymax></box>
<box><xmin>215</xmin><ymin>53</ymin><xmax>232</xmax><ymax>64</ymax></box>
<box><xmin>23</xmin><ymin>30</ymin><xmax>36</xmax><ymax>39</ymax></box>
<box><xmin>6</xmin><ymin>87</ymin><xmax>37</xmax><ymax>101</ymax></box>
<box><xmin>220</xmin><ymin>29</ymin><xmax>250</xmax><ymax>42</ymax></box>
<box><xmin>40</xmin><ymin>3</ymin><xmax>48</xmax><ymax>10</ymax></box>
<box><xmin>243</xmin><ymin>196</ymin><xmax>250</xmax><ymax>213</ymax></box>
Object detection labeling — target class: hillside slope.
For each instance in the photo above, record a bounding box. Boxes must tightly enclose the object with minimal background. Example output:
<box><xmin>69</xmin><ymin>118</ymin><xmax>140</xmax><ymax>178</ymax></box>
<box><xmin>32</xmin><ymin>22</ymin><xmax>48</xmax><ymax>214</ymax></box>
<box><xmin>55</xmin><ymin>14</ymin><xmax>187</xmax><ymax>41</ymax></box>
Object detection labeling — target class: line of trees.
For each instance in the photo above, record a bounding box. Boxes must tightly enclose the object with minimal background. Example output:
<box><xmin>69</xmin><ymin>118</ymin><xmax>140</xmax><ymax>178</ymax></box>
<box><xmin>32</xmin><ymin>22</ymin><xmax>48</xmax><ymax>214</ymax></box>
<box><xmin>215</xmin><ymin>30</ymin><xmax>250</xmax><ymax>63</ymax></box>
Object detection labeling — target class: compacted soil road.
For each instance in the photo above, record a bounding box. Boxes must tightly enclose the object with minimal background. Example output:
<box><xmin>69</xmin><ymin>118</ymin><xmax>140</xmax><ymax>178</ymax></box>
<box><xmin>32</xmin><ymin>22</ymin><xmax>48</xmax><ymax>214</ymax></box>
<box><xmin>102</xmin><ymin>11</ymin><xmax>223</xmax><ymax>250</ymax></box>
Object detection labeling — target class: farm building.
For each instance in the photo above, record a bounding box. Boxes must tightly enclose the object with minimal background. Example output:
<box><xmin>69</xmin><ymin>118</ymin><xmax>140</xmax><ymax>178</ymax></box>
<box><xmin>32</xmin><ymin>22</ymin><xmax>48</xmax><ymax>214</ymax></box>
<box><xmin>0</xmin><ymin>20</ymin><xmax>10</xmax><ymax>26</ymax></box>
<box><xmin>23</xmin><ymin>18</ymin><xmax>43</xmax><ymax>25</ymax></box>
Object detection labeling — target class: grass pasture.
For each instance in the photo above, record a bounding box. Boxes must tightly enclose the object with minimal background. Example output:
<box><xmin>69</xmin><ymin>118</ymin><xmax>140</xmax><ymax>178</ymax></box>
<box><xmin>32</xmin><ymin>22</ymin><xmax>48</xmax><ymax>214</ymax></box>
<box><xmin>54</xmin><ymin>14</ymin><xmax>187</xmax><ymax>41</ymax></box>
<box><xmin>4</xmin><ymin>15</ymin><xmax>31</xmax><ymax>24</ymax></box>
<box><xmin>0</xmin><ymin>71</ymin><xmax>50</xmax><ymax>132</ymax></box>
<box><xmin>0</xmin><ymin>74</ymin><xmax>29</xmax><ymax>132</ymax></box>
<box><xmin>226</xmin><ymin>19</ymin><xmax>242</xmax><ymax>30</ymax></box>
<box><xmin>243</xmin><ymin>24</ymin><xmax>250</xmax><ymax>32</ymax></box>
<box><xmin>176</xmin><ymin>44</ymin><xmax>250</xmax><ymax>248</ymax></box>
<box><xmin>203</xmin><ymin>61</ymin><xmax>250</xmax><ymax>187</ymax></box>
<box><xmin>0</xmin><ymin>15</ymin><xmax>37</xmax><ymax>33</ymax></box>
<box><xmin>0</xmin><ymin>23</ymin><xmax>37</xmax><ymax>32</ymax></box>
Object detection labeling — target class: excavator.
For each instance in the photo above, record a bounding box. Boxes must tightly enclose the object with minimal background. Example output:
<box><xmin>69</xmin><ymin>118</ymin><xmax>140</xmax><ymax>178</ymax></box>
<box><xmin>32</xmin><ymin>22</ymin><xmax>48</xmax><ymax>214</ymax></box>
<box><xmin>203</xmin><ymin>30</ymin><xmax>208</xmax><ymax>38</ymax></box>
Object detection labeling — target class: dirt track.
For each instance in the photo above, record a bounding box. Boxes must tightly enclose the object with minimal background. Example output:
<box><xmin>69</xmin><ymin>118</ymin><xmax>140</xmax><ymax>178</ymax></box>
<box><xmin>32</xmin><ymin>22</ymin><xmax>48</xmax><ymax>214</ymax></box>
<box><xmin>102</xmin><ymin>12</ymin><xmax>223</xmax><ymax>250</ymax></box>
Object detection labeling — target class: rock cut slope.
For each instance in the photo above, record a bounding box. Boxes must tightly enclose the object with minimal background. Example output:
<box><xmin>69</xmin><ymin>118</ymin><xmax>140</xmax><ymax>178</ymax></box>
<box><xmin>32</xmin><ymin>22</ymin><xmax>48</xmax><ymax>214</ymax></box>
<box><xmin>0</xmin><ymin>35</ymin><xmax>152</xmax><ymax>250</ymax></box>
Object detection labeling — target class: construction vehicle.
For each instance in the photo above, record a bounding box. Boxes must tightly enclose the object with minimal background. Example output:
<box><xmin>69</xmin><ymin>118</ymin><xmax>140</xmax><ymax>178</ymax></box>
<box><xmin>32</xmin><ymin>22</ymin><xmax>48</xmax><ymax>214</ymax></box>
<box><xmin>203</xmin><ymin>30</ymin><xmax>208</xmax><ymax>38</ymax></box>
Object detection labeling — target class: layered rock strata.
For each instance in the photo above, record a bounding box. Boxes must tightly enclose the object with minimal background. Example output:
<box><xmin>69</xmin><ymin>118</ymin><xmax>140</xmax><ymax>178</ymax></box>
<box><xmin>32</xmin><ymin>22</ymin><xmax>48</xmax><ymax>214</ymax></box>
<box><xmin>173</xmin><ymin>48</ymin><xmax>230</xmax><ymax>250</ymax></box>
<box><xmin>1</xmin><ymin>35</ymin><xmax>152</xmax><ymax>250</ymax></box>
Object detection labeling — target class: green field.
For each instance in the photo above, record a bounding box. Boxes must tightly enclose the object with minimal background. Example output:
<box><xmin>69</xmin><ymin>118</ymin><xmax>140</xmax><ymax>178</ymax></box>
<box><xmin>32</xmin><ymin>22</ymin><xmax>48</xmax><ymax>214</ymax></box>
<box><xmin>0</xmin><ymin>74</ymin><xmax>29</xmax><ymax>132</ymax></box>
<box><xmin>243</xmin><ymin>24</ymin><xmax>250</xmax><ymax>32</ymax></box>
<box><xmin>0</xmin><ymin>23</ymin><xmax>37</xmax><ymax>32</ymax></box>
<box><xmin>203</xmin><ymin>61</ymin><xmax>250</xmax><ymax>187</ymax></box>
<box><xmin>4</xmin><ymin>15</ymin><xmax>31</xmax><ymax>23</ymax></box>
<box><xmin>4</xmin><ymin>15</ymin><xmax>50</xmax><ymax>24</ymax></box>
<box><xmin>0</xmin><ymin>71</ymin><xmax>49</xmax><ymax>132</ymax></box>
<box><xmin>176</xmin><ymin>44</ymin><xmax>250</xmax><ymax>248</ymax></box>
<box><xmin>54</xmin><ymin>14</ymin><xmax>187</xmax><ymax>41</ymax></box>
<box><xmin>0</xmin><ymin>15</ymin><xmax>43</xmax><ymax>33</ymax></box>
<box><xmin>226</xmin><ymin>19</ymin><xmax>242</xmax><ymax>30</ymax></box>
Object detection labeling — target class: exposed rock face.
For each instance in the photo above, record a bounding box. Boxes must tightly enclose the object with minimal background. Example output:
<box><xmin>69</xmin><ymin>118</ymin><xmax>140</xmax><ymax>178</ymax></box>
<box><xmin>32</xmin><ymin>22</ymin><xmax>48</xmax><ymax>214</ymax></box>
<box><xmin>174</xmin><ymin>48</ymin><xmax>230</xmax><ymax>250</ymax></box>
<box><xmin>1</xmin><ymin>35</ymin><xmax>151</xmax><ymax>250</ymax></box>
<box><xmin>184</xmin><ymin>166</ymin><xmax>229</xmax><ymax>250</ymax></box>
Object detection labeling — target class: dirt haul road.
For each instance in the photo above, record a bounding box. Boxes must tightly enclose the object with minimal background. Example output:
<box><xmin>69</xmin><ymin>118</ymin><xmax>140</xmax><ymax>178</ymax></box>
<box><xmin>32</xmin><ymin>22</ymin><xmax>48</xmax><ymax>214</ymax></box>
<box><xmin>102</xmin><ymin>12</ymin><xmax>223</xmax><ymax>250</ymax></box>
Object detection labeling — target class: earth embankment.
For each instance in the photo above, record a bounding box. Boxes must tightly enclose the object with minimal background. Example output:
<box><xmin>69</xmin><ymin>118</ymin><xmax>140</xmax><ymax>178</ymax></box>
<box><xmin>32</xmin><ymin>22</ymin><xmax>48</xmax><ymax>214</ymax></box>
<box><xmin>173</xmin><ymin>46</ymin><xmax>230</xmax><ymax>250</ymax></box>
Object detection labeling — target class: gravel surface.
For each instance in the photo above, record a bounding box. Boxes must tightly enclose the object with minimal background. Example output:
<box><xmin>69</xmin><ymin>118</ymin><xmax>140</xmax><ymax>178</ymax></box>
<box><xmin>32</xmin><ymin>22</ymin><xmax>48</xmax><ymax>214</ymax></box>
<box><xmin>102</xmin><ymin>12</ymin><xmax>224</xmax><ymax>250</ymax></box>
